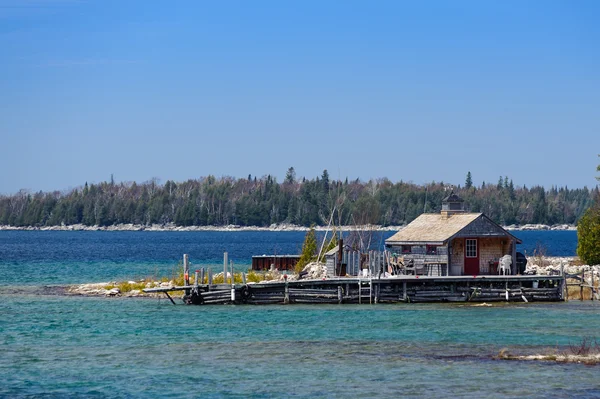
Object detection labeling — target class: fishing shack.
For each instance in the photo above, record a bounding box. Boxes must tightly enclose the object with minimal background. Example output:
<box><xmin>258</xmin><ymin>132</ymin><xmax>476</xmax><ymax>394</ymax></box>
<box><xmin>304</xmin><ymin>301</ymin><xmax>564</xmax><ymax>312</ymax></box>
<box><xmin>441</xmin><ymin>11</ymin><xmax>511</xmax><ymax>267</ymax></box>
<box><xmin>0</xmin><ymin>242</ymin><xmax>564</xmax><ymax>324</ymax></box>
<box><xmin>385</xmin><ymin>192</ymin><xmax>521</xmax><ymax>276</ymax></box>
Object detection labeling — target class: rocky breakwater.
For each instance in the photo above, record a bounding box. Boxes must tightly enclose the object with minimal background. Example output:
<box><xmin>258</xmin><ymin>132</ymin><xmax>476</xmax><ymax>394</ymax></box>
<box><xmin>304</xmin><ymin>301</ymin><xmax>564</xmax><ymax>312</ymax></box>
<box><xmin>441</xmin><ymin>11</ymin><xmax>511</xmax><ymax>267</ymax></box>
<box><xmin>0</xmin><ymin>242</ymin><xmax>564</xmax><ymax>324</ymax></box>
<box><xmin>525</xmin><ymin>256</ymin><xmax>599</xmax><ymax>296</ymax></box>
<box><xmin>67</xmin><ymin>281</ymin><xmax>172</xmax><ymax>298</ymax></box>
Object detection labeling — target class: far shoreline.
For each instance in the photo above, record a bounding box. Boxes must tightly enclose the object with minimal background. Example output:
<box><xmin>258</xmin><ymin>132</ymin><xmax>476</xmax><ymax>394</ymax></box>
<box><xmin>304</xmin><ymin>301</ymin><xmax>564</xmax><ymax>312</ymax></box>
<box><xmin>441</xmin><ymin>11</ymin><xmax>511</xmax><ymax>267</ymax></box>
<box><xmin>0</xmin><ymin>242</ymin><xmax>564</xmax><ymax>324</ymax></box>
<box><xmin>0</xmin><ymin>223</ymin><xmax>577</xmax><ymax>232</ymax></box>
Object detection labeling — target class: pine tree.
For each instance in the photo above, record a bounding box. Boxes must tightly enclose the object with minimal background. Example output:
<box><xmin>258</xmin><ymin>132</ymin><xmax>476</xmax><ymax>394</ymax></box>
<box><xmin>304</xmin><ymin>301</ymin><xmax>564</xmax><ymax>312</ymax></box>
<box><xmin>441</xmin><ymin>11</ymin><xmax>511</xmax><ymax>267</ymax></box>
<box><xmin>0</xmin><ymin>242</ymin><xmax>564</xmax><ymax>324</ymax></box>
<box><xmin>296</xmin><ymin>225</ymin><xmax>317</xmax><ymax>273</ymax></box>
<box><xmin>465</xmin><ymin>172</ymin><xmax>473</xmax><ymax>189</ymax></box>
<box><xmin>322</xmin><ymin>169</ymin><xmax>330</xmax><ymax>192</ymax></box>
<box><xmin>285</xmin><ymin>167</ymin><xmax>296</xmax><ymax>185</ymax></box>
<box><xmin>577</xmin><ymin>203</ymin><xmax>600</xmax><ymax>265</ymax></box>
<box><xmin>578</xmin><ymin>156</ymin><xmax>600</xmax><ymax>265</ymax></box>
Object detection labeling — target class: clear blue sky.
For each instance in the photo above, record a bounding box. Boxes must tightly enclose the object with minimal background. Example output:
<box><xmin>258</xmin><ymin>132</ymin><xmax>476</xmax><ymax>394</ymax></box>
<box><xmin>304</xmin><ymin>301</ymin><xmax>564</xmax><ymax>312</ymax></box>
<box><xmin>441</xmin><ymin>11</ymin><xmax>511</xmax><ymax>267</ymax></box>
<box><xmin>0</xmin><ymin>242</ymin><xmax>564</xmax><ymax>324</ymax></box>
<box><xmin>1</xmin><ymin>0</ymin><xmax>599</xmax><ymax>195</ymax></box>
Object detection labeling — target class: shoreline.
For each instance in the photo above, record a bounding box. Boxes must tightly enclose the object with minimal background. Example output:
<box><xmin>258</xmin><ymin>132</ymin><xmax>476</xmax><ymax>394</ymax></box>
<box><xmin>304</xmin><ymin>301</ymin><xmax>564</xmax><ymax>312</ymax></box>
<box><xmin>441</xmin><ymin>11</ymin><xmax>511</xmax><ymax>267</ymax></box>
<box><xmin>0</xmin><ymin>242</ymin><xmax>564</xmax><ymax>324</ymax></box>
<box><xmin>0</xmin><ymin>223</ymin><xmax>577</xmax><ymax>232</ymax></box>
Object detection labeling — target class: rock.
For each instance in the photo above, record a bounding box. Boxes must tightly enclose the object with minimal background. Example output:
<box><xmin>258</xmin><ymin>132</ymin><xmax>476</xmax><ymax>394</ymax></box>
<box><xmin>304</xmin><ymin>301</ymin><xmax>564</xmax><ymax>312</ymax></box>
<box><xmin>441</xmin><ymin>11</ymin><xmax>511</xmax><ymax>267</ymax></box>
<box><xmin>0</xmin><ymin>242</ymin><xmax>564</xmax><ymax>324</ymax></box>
<box><xmin>300</xmin><ymin>262</ymin><xmax>328</xmax><ymax>280</ymax></box>
<box><xmin>107</xmin><ymin>288</ymin><xmax>120</xmax><ymax>296</ymax></box>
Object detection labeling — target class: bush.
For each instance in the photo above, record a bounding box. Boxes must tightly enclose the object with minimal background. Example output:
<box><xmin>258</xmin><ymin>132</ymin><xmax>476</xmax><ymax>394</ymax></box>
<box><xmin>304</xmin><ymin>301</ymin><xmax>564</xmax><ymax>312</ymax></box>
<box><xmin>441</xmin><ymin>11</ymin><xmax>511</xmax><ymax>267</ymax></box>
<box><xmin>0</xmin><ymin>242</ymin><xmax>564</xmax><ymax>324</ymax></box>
<box><xmin>577</xmin><ymin>203</ymin><xmax>600</xmax><ymax>266</ymax></box>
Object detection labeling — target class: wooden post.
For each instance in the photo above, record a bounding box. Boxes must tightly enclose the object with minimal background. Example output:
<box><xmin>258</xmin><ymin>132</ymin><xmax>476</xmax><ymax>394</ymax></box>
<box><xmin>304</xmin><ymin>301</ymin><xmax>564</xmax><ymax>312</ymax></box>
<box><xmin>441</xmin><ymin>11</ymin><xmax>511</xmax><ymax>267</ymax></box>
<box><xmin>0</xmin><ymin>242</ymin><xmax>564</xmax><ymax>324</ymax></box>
<box><xmin>223</xmin><ymin>252</ymin><xmax>228</xmax><ymax>283</ymax></box>
<box><xmin>230</xmin><ymin>260</ymin><xmax>235</xmax><ymax>302</ymax></box>
<box><xmin>581</xmin><ymin>270</ymin><xmax>584</xmax><ymax>301</ymax></box>
<box><xmin>338</xmin><ymin>285</ymin><xmax>343</xmax><ymax>304</ymax></box>
<box><xmin>284</xmin><ymin>279</ymin><xmax>289</xmax><ymax>304</ymax></box>
<box><xmin>403</xmin><ymin>281</ymin><xmax>407</xmax><ymax>301</ymax></box>
<box><xmin>369</xmin><ymin>278</ymin><xmax>373</xmax><ymax>304</ymax></box>
<box><xmin>560</xmin><ymin>262</ymin><xmax>565</xmax><ymax>301</ymax></box>
<box><xmin>183</xmin><ymin>254</ymin><xmax>190</xmax><ymax>286</ymax></box>
<box><xmin>337</xmin><ymin>239</ymin><xmax>344</xmax><ymax>277</ymax></box>
<box><xmin>195</xmin><ymin>270</ymin><xmax>199</xmax><ymax>288</ymax></box>
<box><xmin>242</xmin><ymin>272</ymin><xmax>247</xmax><ymax>284</ymax></box>
<box><xmin>208</xmin><ymin>268</ymin><xmax>213</xmax><ymax>287</ymax></box>
<box><xmin>591</xmin><ymin>270</ymin><xmax>595</xmax><ymax>301</ymax></box>
<box><xmin>200</xmin><ymin>268</ymin><xmax>205</xmax><ymax>285</ymax></box>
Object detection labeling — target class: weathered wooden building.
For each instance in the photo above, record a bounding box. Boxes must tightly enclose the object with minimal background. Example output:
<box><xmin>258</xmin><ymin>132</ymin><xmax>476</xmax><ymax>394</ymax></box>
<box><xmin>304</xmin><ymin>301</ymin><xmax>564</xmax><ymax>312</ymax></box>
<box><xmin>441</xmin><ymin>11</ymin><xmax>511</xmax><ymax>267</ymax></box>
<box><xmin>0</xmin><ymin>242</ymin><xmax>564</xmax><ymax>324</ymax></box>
<box><xmin>385</xmin><ymin>192</ymin><xmax>521</xmax><ymax>276</ymax></box>
<box><xmin>251</xmin><ymin>255</ymin><xmax>300</xmax><ymax>271</ymax></box>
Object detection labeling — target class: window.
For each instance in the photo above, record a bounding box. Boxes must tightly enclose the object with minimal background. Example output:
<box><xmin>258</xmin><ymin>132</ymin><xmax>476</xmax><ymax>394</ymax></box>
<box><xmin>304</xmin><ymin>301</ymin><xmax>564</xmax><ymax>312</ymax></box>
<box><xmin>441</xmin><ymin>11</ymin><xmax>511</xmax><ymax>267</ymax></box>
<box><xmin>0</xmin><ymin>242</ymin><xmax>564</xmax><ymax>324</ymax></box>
<box><xmin>466</xmin><ymin>239</ymin><xmax>477</xmax><ymax>258</ymax></box>
<box><xmin>402</xmin><ymin>245</ymin><xmax>411</xmax><ymax>254</ymax></box>
<box><xmin>426</xmin><ymin>245</ymin><xmax>437</xmax><ymax>255</ymax></box>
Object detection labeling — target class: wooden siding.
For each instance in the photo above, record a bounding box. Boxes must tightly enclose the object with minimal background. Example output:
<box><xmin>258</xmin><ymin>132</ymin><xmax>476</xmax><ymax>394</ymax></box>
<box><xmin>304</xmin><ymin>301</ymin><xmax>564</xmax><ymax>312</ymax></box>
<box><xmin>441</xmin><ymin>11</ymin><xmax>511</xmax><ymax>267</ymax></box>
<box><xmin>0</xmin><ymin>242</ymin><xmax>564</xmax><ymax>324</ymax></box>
<box><xmin>252</xmin><ymin>255</ymin><xmax>300</xmax><ymax>271</ymax></box>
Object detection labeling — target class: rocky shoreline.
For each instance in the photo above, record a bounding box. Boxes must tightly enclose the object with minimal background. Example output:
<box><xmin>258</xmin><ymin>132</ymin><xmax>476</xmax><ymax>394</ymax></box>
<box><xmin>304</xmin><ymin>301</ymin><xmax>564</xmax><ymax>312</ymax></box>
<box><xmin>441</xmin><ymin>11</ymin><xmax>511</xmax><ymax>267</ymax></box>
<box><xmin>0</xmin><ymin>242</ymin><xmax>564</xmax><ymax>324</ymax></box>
<box><xmin>0</xmin><ymin>223</ymin><xmax>577</xmax><ymax>232</ymax></box>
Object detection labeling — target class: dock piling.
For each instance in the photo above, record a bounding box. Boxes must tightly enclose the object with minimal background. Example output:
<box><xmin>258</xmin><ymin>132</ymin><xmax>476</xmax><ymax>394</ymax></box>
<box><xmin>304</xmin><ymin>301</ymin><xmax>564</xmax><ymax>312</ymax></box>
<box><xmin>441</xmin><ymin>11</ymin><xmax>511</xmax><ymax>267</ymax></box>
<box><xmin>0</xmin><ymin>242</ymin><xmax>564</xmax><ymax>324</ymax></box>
<box><xmin>183</xmin><ymin>254</ymin><xmax>190</xmax><ymax>286</ymax></box>
<box><xmin>223</xmin><ymin>252</ymin><xmax>228</xmax><ymax>283</ymax></box>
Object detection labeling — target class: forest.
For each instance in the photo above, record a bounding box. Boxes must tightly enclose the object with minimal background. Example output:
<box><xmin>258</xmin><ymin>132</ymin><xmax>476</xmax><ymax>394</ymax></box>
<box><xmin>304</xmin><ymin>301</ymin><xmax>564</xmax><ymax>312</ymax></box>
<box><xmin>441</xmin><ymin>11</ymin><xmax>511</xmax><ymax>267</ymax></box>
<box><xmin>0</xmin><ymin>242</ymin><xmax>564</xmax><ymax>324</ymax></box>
<box><xmin>0</xmin><ymin>169</ymin><xmax>597</xmax><ymax>228</ymax></box>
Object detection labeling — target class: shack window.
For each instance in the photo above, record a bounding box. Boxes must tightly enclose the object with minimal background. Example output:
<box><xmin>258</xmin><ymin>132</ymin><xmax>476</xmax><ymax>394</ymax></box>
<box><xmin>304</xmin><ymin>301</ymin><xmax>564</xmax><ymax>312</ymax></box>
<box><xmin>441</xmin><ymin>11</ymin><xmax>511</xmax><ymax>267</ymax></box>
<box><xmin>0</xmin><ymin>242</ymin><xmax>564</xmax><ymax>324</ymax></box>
<box><xmin>426</xmin><ymin>245</ymin><xmax>437</xmax><ymax>255</ymax></box>
<box><xmin>401</xmin><ymin>245</ymin><xmax>411</xmax><ymax>254</ymax></box>
<box><xmin>466</xmin><ymin>239</ymin><xmax>477</xmax><ymax>258</ymax></box>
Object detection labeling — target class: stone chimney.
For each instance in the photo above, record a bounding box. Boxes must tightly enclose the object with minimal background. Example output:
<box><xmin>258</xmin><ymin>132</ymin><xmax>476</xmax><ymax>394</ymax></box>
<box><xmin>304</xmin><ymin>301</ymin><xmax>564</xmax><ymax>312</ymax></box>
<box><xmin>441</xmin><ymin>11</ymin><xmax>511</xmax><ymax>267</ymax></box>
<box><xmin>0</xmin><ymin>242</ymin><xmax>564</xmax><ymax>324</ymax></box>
<box><xmin>441</xmin><ymin>191</ymin><xmax>465</xmax><ymax>219</ymax></box>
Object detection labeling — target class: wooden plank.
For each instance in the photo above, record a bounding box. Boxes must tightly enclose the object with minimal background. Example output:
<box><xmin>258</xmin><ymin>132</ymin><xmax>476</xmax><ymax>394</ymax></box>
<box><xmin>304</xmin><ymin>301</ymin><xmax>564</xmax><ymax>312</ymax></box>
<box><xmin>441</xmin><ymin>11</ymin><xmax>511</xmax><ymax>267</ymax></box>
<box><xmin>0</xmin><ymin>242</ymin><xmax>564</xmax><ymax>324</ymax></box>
<box><xmin>164</xmin><ymin>291</ymin><xmax>176</xmax><ymax>305</ymax></box>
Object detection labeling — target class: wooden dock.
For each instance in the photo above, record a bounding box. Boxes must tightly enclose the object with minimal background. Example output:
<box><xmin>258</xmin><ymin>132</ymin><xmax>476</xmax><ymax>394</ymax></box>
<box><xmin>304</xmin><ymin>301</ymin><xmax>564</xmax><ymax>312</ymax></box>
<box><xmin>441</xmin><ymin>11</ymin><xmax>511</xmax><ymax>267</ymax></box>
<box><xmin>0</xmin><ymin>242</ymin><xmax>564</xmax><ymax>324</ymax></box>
<box><xmin>143</xmin><ymin>275</ymin><xmax>565</xmax><ymax>305</ymax></box>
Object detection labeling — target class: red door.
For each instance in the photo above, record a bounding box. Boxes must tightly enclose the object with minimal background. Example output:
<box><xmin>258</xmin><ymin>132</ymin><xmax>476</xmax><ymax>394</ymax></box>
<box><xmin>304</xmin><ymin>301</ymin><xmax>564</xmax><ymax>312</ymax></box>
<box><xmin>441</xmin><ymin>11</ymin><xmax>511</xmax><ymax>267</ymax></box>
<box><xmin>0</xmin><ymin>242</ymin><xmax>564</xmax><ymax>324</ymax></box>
<box><xmin>464</xmin><ymin>238</ymin><xmax>479</xmax><ymax>275</ymax></box>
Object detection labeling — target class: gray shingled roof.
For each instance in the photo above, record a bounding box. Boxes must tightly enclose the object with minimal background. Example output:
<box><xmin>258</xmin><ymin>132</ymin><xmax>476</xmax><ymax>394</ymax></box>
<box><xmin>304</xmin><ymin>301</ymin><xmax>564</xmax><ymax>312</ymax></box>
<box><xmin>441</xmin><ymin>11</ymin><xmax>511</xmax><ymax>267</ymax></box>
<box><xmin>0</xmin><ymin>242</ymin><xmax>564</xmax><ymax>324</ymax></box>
<box><xmin>385</xmin><ymin>213</ymin><xmax>482</xmax><ymax>245</ymax></box>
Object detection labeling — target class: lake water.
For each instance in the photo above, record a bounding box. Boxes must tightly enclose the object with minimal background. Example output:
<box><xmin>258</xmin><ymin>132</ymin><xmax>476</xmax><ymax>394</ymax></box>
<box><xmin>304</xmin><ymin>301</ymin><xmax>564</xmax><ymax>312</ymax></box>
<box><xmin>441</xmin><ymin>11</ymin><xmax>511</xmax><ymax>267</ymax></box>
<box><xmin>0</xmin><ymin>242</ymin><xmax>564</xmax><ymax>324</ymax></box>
<box><xmin>2</xmin><ymin>230</ymin><xmax>598</xmax><ymax>398</ymax></box>
<box><xmin>0</xmin><ymin>230</ymin><xmax>579</xmax><ymax>286</ymax></box>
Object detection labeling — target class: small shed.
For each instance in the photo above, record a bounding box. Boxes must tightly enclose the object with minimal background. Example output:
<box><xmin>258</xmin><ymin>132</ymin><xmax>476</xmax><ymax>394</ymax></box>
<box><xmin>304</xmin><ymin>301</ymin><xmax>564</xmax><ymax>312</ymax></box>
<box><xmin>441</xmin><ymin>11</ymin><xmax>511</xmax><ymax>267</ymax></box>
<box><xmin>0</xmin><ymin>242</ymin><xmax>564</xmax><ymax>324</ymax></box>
<box><xmin>251</xmin><ymin>255</ymin><xmax>300</xmax><ymax>271</ymax></box>
<box><xmin>385</xmin><ymin>192</ymin><xmax>522</xmax><ymax>276</ymax></box>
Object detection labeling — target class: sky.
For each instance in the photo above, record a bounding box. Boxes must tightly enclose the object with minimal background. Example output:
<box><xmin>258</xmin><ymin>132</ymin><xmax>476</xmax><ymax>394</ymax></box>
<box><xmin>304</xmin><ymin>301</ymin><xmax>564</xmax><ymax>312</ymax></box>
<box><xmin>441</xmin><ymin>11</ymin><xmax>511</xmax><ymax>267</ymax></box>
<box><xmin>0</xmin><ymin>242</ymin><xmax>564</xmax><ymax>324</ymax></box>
<box><xmin>1</xmin><ymin>0</ymin><xmax>599</xmax><ymax>195</ymax></box>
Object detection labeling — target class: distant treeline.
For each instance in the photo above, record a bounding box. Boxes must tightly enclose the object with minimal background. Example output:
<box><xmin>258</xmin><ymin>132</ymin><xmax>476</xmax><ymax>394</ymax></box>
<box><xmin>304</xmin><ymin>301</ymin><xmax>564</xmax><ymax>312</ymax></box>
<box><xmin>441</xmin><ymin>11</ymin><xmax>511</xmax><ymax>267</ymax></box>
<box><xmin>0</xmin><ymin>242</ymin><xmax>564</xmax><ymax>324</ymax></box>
<box><xmin>1</xmin><ymin>170</ymin><xmax>598</xmax><ymax>228</ymax></box>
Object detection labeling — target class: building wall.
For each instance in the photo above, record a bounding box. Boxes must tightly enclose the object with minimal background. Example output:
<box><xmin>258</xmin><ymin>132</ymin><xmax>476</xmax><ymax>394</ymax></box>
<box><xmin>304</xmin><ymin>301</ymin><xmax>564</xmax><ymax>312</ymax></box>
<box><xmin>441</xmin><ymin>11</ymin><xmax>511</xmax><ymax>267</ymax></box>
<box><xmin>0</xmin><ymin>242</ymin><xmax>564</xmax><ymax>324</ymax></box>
<box><xmin>449</xmin><ymin>237</ymin><xmax>509</xmax><ymax>275</ymax></box>
<box><xmin>478</xmin><ymin>238</ymin><xmax>506</xmax><ymax>274</ymax></box>
<box><xmin>450</xmin><ymin>238</ymin><xmax>464</xmax><ymax>275</ymax></box>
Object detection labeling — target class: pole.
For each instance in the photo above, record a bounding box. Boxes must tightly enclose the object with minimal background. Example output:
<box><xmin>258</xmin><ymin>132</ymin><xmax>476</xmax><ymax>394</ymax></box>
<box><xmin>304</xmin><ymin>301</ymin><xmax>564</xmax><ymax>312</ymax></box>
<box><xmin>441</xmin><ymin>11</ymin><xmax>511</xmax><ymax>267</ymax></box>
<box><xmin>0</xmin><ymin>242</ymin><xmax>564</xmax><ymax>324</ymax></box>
<box><xmin>183</xmin><ymin>254</ymin><xmax>190</xmax><ymax>286</ymax></box>
<box><xmin>223</xmin><ymin>252</ymin><xmax>228</xmax><ymax>283</ymax></box>
<box><xmin>230</xmin><ymin>260</ymin><xmax>235</xmax><ymax>302</ymax></box>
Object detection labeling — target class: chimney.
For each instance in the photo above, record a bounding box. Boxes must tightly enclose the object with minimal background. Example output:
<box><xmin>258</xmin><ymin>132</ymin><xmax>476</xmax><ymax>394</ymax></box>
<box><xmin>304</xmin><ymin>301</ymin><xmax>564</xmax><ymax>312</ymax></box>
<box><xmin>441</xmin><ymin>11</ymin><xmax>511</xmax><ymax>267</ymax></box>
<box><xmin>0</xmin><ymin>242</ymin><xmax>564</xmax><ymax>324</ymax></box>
<box><xmin>441</xmin><ymin>191</ymin><xmax>465</xmax><ymax>219</ymax></box>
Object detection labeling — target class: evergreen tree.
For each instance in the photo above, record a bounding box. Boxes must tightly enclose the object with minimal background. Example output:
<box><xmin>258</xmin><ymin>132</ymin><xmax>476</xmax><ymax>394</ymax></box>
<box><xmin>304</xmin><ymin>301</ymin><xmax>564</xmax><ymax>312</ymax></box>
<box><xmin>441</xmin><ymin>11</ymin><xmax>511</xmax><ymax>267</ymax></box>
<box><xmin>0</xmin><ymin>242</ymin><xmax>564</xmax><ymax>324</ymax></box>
<box><xmin>285</xmin><ymin>167</ymin><xmax>296</xmax><ymax>185</ymax></box>
<box><xmin>577</xmin><ymin>202</ymin><xmax>600</xmax><ymax>265</ymax></box>
<box><xmin>296</xmin><ymin>225</ymin><xmax>317</xmax><ymax>273</ymax></box>
<box><xmin>321</xmin><ymin>169</ymin><xmax>330</xmax><ymax>192</ymax></box>
<box><xmin>465</xmin><ymin>172</ymin><xmax>473</xmax><ymax>189</ymax></box>
<box><xmin>578</xmin><ymin>156</ymin><xmax>600</xmax><ymax>265</ymax></box>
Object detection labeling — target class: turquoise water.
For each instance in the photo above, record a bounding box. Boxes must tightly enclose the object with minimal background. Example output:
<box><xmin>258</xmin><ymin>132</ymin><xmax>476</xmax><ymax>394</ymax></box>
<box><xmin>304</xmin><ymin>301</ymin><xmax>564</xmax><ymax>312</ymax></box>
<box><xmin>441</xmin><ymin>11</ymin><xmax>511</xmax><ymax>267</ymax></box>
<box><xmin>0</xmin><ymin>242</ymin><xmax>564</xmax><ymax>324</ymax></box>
<box><xmin>1</xmin><ymin>230</ymin><xmax>597</xmax><ymax>398</ymax></box>
<box><xmin>2</xmin><ymin>296</ymin><xmax>600</xmax><ymax>398</ymax></box>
